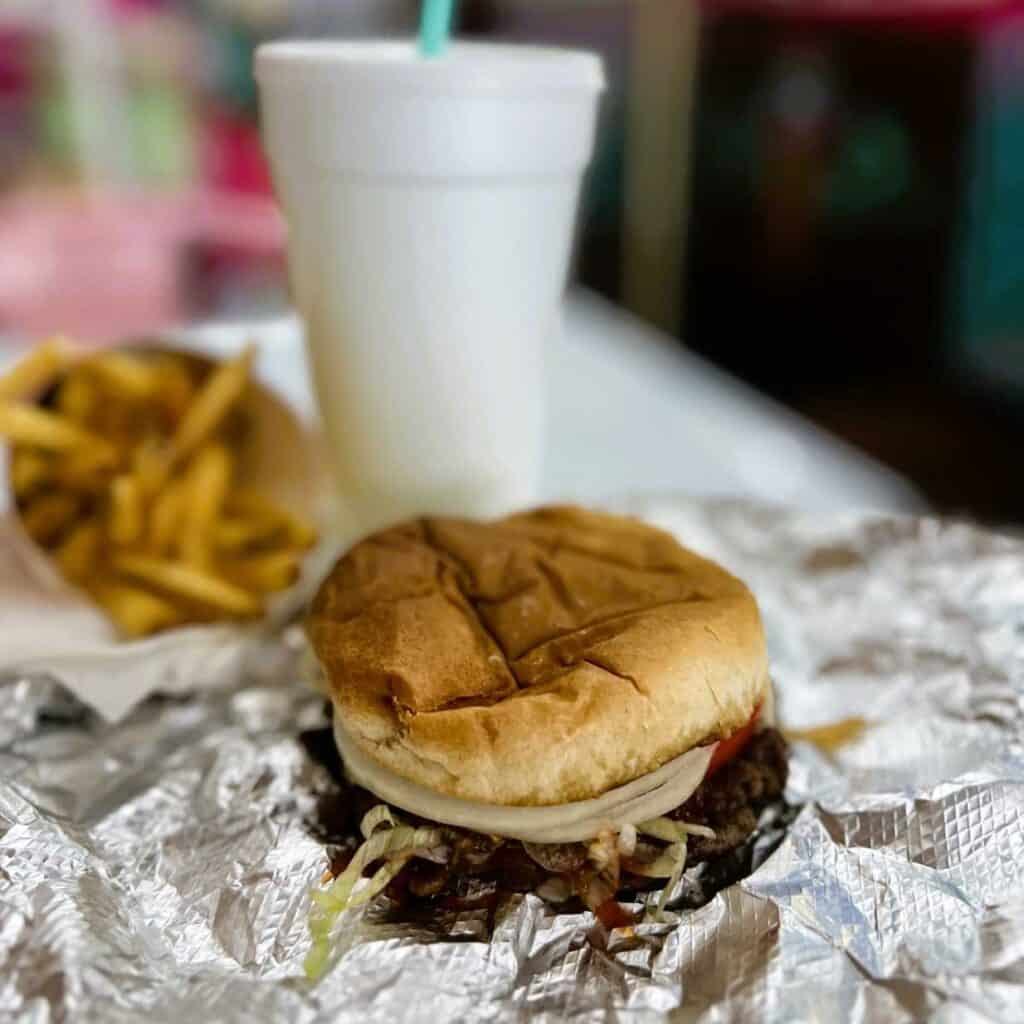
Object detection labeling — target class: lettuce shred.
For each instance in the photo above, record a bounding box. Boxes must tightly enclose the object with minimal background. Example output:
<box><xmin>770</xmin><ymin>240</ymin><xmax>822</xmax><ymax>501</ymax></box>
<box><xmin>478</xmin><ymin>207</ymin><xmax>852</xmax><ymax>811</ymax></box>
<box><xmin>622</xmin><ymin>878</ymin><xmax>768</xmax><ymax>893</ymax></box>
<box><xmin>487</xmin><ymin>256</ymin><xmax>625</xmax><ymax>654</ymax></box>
<box><xmin>632</xmin><ymin>817</ymin><xmax>716</xmax><ymax>922</ymax></box>
<box><xmin>304</xmin><ymin>810</ymin><xmax>717</xmax><ymax>977</ymax></box>
<box><xmin>304</xmin><ymin>806</ymin><xmax>446</xmax><ymax>980</ymax></box>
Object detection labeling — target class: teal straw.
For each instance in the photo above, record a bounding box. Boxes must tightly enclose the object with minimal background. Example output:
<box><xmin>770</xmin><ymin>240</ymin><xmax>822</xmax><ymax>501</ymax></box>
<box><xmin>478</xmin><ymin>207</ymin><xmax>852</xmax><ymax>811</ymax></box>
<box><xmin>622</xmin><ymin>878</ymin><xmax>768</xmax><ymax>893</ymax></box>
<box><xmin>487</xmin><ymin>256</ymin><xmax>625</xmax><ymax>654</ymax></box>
<box><xmin>419</xmin><ymin>0</ymin><xmax>455</xmax><ymax>58</ymax></box>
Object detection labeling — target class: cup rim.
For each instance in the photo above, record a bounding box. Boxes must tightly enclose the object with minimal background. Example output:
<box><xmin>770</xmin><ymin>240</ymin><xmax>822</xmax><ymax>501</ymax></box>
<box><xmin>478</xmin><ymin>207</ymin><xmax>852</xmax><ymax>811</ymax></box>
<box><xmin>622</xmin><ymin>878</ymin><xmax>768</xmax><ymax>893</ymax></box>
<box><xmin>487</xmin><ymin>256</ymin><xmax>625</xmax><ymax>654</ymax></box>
<box><xmin>254</xmin><ymin>39</ymin><xmax>605</xmax><ymax>96</ymax></box>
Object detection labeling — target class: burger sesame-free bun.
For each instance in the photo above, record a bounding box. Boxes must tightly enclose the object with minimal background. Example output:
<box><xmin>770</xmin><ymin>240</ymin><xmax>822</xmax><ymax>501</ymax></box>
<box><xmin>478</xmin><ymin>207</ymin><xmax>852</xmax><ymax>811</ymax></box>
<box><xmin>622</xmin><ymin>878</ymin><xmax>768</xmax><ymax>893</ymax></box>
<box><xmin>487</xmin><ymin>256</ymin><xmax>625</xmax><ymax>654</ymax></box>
<box><xmin>308</xmin><ymin>506</ymin><xmax>769</xmax><ymax>807</ymax></box>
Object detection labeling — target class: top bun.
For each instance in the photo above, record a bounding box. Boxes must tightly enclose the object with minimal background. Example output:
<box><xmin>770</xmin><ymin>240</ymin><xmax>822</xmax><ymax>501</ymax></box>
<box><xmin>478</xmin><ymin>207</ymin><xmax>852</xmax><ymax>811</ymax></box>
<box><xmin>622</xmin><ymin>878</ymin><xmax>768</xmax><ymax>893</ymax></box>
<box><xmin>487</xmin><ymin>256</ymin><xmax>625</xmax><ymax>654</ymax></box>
<box><xmin>308</xmin><ymin>506</ymin><xmax>769</xmax><ymax>806</ymax></box>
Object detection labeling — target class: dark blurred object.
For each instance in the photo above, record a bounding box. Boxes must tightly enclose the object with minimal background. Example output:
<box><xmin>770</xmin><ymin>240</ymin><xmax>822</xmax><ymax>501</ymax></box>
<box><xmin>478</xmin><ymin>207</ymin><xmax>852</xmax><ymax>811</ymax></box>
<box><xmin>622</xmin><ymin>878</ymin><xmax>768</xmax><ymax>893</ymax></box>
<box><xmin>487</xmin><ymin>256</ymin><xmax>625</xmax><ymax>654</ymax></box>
<box><xmin>686</xmin><ymin>1</ymin><xmax>1024</xmax><ymax>521</ymax></box>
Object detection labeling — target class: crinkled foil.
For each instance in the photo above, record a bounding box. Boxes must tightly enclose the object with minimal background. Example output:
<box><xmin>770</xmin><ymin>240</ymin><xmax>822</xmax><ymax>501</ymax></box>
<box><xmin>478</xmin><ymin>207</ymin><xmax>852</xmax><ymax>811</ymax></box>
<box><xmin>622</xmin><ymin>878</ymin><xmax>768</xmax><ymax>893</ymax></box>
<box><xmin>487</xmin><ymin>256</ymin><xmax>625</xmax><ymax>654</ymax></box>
<box><xmin>2</xmin><ymin>497</ymin><xmax>1024</xmax><ymax>1023</ymax></box>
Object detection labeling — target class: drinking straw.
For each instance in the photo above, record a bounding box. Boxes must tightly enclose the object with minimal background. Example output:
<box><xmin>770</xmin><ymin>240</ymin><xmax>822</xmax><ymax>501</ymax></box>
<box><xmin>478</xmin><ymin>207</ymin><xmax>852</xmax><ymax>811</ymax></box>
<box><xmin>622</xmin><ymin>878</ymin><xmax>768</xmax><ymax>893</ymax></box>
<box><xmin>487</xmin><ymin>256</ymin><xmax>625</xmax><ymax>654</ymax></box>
<box><xmin>419</xmin><ymin>0</ymin><xmax>455</xmax><ymax>58</ymax></box>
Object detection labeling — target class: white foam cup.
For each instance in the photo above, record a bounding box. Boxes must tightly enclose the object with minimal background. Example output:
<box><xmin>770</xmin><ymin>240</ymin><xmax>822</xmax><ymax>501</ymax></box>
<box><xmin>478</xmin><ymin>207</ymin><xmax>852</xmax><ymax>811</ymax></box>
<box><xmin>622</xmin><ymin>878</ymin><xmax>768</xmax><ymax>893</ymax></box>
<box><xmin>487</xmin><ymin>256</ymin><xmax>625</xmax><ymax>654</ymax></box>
<box><xmin>256</xmin><ymin>40</ymin><xmax>604</xmax><ymax>538</ymax></box>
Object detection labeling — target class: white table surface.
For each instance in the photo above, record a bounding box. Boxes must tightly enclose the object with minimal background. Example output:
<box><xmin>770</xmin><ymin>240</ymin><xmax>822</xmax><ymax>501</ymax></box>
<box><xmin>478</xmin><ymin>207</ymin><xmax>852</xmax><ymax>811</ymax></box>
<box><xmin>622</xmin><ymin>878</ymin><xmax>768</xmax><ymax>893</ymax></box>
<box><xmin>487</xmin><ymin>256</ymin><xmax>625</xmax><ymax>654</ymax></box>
<box><xmin>173</xmin><ymin>289</ymin><xmax>924</xmax><ymax>516</ymax></box>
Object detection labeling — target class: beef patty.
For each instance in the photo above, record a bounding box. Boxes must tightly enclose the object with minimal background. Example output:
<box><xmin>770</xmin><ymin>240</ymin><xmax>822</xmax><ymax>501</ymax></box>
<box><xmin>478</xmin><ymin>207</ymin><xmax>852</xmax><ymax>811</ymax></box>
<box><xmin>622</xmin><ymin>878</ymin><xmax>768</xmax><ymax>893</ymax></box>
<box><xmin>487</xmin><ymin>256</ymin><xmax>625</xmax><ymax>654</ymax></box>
<box><xmin>308</xmin><ymin>727</ymin><xmax>789</xmax><ymax>915</ymax></box>
<box><xmin>669</xmin><ymin>727</ymin><xmax>789</xmax><ymax>864</ymax></box>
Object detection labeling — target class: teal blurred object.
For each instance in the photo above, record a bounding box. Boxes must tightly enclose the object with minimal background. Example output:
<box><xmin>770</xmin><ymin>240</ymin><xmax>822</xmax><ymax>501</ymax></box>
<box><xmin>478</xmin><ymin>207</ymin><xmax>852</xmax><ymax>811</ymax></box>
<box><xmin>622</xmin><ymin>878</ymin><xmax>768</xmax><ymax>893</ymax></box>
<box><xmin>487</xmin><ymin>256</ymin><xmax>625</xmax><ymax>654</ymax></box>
<box><xmin>958</xmin><ymin>14</ymin><xmax>1024</xmax><ymax>398</ymax></box>
<box><xmin>210</xmin><ymin>17</ymin><xmax>261</xmax><ymax>111</ymax></box>
<box><xmin>824</xmin><ymin>113</ymin><xmax>914</xmax><ymax>220</ymax></box>
<box><xmin>419</xmin><ymin>0</ymin><xmax>457</xmax><ymax>56</ymax></box>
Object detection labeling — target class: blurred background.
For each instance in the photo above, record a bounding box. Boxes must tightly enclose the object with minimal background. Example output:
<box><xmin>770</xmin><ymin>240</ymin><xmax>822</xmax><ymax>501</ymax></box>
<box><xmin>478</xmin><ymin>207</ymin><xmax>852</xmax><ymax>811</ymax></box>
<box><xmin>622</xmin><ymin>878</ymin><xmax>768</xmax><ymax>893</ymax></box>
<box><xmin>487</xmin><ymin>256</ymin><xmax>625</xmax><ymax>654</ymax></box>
<box><xmin>1</xmin><ymin>0</ymin><xmax>1023</xmax><ymax>521</ymax></box>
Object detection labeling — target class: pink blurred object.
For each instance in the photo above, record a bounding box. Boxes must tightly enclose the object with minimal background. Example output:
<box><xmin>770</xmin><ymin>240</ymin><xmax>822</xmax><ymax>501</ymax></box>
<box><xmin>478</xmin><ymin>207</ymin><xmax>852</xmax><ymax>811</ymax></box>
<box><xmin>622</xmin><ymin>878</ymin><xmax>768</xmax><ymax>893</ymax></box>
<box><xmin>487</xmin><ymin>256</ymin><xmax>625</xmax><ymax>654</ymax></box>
<box><xmin>702</xmin><ymin>0</ymin><xmax>1020</xmax><ymax>27</ymax></box>
<box><xmin>0</xmin><ymin>190</ymin><xmax>285</xmax><ymax>345</ymax></box>
<box><xmin>202</xmin><ymin>109</ymin><xmax>275</xmax><ymax>197</ymax></box>
<box><xmin>106</xmin><ymin>0</ymin><xmax>167</xmax><ymax>18</ymax></box>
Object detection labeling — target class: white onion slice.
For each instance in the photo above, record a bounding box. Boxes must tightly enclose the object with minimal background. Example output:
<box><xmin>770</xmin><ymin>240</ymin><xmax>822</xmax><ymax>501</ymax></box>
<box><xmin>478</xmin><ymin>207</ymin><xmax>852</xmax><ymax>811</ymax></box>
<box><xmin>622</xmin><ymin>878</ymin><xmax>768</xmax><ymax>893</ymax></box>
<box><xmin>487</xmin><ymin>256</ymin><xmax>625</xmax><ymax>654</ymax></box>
<box><xmin>333</xmin><ymin>717</ymin><xmax>716</xmax><ymax>843</ymax></box>
<box><xmin>759</xmin><ymin>682</ymin><xmax>776</xmax><ymax>728</ymax></box>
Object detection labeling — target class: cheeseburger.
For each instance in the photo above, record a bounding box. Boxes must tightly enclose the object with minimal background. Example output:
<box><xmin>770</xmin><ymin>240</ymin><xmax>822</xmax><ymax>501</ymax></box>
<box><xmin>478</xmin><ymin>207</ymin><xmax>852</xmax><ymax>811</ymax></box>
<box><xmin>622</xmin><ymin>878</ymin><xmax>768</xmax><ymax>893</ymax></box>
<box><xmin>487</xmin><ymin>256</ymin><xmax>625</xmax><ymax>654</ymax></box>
<box><xmin>304</xmin><ymin>507</ymin><xmax>787</xmax><ymax>974</ymax></box>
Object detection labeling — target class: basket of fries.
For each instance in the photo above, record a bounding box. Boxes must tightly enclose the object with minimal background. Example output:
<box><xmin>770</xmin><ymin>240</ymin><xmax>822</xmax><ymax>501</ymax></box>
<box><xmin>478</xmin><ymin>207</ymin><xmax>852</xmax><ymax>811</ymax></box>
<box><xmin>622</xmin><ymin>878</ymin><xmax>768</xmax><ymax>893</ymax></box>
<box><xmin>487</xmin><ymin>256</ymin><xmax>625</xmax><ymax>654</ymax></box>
<box><xmin>0</xmin><ymin>336</ymin><xmax>332</xmax><ymax>717</ymax></box>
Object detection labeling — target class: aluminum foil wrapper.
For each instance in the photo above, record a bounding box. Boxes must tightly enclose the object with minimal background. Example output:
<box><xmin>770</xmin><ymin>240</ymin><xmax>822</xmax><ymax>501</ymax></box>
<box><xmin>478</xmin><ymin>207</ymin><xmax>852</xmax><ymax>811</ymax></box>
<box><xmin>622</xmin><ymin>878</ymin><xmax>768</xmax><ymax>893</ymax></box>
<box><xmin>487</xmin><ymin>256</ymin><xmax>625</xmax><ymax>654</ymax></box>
<box><xmin>2</xmin><ymin>496</ymin><xmax>1023</xmax><ymax>1023</ymax></box>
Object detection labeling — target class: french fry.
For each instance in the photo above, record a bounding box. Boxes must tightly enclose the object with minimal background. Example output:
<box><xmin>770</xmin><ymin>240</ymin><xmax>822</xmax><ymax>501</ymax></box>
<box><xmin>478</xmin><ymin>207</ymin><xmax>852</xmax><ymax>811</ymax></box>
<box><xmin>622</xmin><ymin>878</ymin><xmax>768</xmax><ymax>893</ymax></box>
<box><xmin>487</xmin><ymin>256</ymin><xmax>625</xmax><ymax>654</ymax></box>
<box><xmin>0</xmin><ymin>402</ymin><xmax>114</xmax><ymax>457</ymax></box>
<box><xmin>129</xmin><ymin>432</ymin><xmax>163</xmax><ymax>494</ymax></box>
<box><xmin>10</xmin><ymin>449</ymin><xmax>50</xmax><ymax>497</ymax></box>
<box><xmin>148</xmin><ymin>476</ymin><xmax>184</xmax><ymax>556</ymax></box>
<box><xmin>785</xmin><ymin>718</ymin><xmax>867</xmax><ymax>755</ymax></box>
<box><xmin>219</xmin><ymin>550</ymin><xmax>300</xmax><ymax>594</ymax></box>
<box><xmin>0</xmin><ymin>338</ymin><xmax>71</xmax><ymax>401</ymax></box>
<box><xmin>213</xmin><ymin>514</ymin><xmax>285</xmax><ymax>553</ymax></box>
<box><xmin>84</xmin><ymin>351</ymin><xmax>158</xmax><ymax>401</ymax></box>
<box><xmin>20</xmin><ymin>492</ymin><xmax>80</xmax><ymax>545</ymax></box>
<box><xmin>57</xmin><ymin>446</ymin><xmax>120</xmax><ymax>493</ymax></box>
<box><xmin>228</xmin><ymin>487</ymin><xmax>318</xmax><ymax>550</ymax></box>
<box><xmin>89</xmin><ymin>579</ymin><xmax>183</xmax><ymax>638</ymax></box>
<box><xmin>89</xmin><ymin>400</ymin><xmax>143</xmax><ymax>452</ymax></box>
<box><xmin>133</xmin><ymin>445</ymin><xmax>168</xmax><ymax>500</ymax></box>
<box><xmin>180</xmin><ymin>442</ymin><xmax>233</xmax><ymax>568</ymax></box>
<box><xmin>287</xmin><ymin>517</ymin><xmax>317</xmax><ymax>551</ymax></box>
<box><xmin>55</xmin><ymin>369</ymin><xmax>98</xmax><ymax>424</ymax></box>
<box><xmin>7</xmin><ymin>339</ymin><xmax>312</xmax><ymax>639</ymax></box>
<box><xmin>53</xmin><ymin>518</ymin><xmax>102</xmax><ymax>581</ymax></box>
<box><xmin>151</xmin><ymin>354</ymin><xmax>195</xmax><ymax>423</ymax></box>
<box><xmin>108</xmin><ymin>475</ymin><xmax>144</xmax><ymax>547</ymax></box>
<box><xmin>112</xmin><ymin>553</ymin><xmax>263</xmax><ymax>617</ymax></box>
<box><xmin>166</xmin><ymin>345</ymin><xmax>254</xmax><ymax>469</ymax></box>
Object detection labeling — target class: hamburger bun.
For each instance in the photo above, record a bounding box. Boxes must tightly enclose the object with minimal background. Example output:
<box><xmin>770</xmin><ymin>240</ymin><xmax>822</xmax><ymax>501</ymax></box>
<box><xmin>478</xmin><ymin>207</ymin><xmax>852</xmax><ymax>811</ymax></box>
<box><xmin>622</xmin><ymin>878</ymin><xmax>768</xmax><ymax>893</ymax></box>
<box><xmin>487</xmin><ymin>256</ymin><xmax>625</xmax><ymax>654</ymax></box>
<box><xmin>308</xmin><ymin>506</ymin><xmax>769</xmax><ymax>807</ymax></box>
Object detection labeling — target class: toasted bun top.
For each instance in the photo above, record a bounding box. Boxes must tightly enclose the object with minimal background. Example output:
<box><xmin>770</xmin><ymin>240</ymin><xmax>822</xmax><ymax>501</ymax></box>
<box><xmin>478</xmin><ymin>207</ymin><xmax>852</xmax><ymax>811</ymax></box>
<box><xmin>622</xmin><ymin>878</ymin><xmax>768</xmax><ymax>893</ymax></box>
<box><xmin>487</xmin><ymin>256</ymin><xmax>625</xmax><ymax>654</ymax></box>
<box><xmin>308</xmin><ymin>506</ymin><xmax>769</xmax><ymax>806</ymax></box>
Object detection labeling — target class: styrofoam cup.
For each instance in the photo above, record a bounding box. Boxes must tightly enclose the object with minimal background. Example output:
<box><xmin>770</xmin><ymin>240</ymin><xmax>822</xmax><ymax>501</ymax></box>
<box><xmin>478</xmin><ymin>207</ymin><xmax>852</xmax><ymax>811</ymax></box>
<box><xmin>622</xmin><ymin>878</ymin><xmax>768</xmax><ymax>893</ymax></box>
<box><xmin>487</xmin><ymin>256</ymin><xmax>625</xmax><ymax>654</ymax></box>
<box><xmin>255</xmin><ymin>40</ymin><xmax>604</xmax><ymax>538</ymax></box>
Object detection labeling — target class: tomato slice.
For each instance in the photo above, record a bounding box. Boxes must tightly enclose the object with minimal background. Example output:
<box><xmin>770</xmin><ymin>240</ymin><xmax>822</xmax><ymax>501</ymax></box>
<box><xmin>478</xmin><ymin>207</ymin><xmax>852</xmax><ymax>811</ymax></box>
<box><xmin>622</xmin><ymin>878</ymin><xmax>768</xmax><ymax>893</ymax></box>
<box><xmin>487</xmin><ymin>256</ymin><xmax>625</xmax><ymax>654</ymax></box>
<box><xmin>595</xmin><ymin>897</ymin><xmax>635</xmax><ymax>931</ymax></box>
<box><xmin>706</xmin><ymin>705</ymin><xmax>761</xmax><ymax>777</ymax></box>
